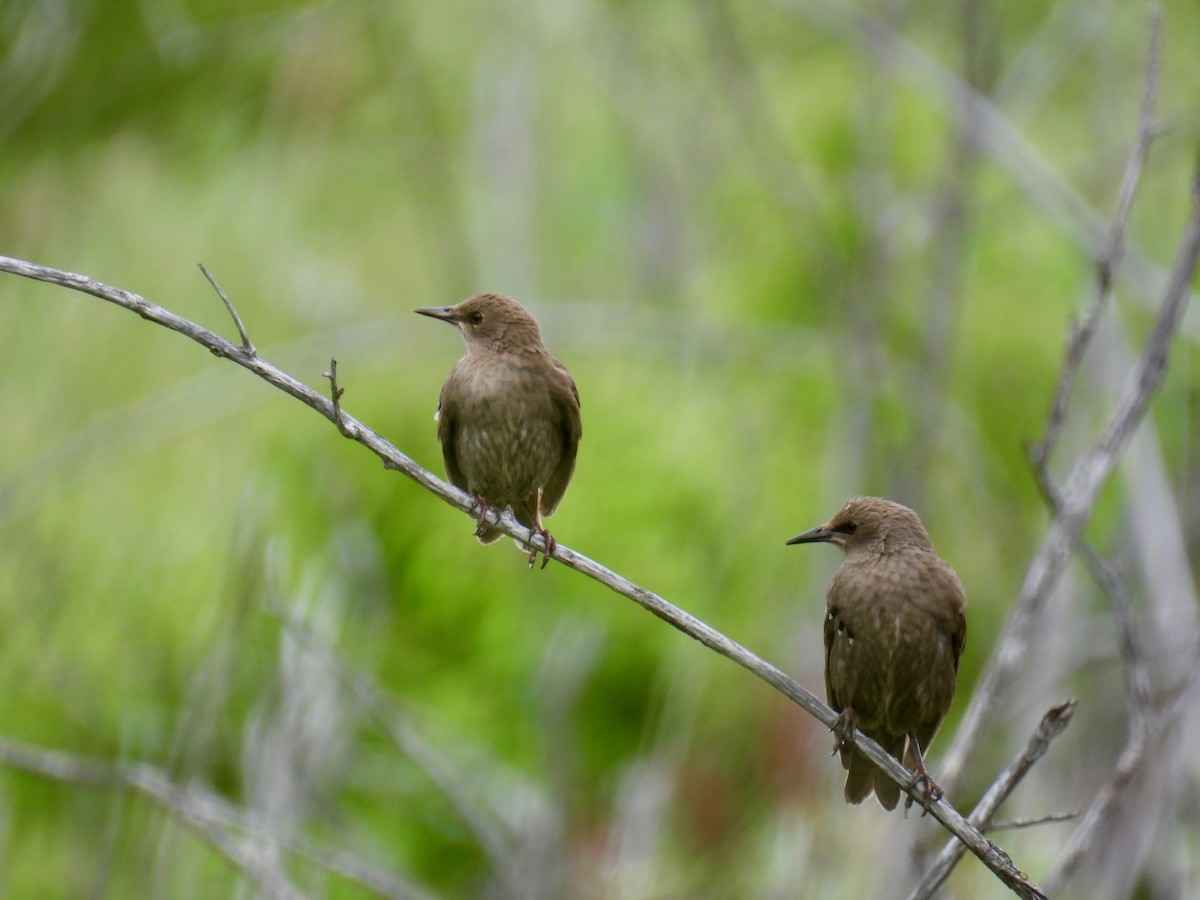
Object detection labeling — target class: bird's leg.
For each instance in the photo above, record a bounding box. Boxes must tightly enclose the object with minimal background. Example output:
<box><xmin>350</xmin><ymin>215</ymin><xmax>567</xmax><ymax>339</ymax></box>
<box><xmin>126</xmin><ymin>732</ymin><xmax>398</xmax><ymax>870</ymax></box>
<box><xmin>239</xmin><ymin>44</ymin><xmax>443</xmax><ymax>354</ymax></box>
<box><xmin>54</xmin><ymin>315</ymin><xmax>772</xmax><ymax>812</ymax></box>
<box><xmin>518</xmin><ymin>502</ymin><xmax>555</xmax><ymax>569</ymax></box>
<box><xmin>902</xmin><ymin>736</ymin><xmax>943</xmax><ymax>816</ymax></box>
<box><xmin>830</xmin><ymin>707</ymin><xmax>857</xmax><ymax>756</ymax></box>
<box><xmin>531</xmin><ymin>528</ymin><xmax>556</xmax><ymax>569</ymax></box>
<box><xmin>471</xmin><ymin>495</ymin><xmax>502</xmax><ymax>538</ymax></box>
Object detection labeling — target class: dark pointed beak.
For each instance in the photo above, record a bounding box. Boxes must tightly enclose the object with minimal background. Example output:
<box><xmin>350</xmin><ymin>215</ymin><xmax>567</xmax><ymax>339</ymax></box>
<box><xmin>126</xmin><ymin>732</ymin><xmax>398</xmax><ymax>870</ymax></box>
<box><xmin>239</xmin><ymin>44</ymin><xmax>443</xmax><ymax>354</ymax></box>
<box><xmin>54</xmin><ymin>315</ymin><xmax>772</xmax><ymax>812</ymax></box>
<box><xmin>785</xmin><ymin>525</ymin><xmax>835</xmax><ymax>546</ymax></box>
<box><xmin>414</xmin><ymin>306</ymin><xmax>458</xmax><ymax>323</ymax></box>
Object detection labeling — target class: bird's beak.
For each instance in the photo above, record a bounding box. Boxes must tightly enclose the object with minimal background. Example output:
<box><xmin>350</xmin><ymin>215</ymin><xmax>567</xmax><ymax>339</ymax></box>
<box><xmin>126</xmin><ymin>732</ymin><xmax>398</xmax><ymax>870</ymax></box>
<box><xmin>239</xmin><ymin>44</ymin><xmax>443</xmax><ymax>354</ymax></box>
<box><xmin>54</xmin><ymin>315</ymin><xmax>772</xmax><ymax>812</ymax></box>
<box><xmin>414</xmin><ymin>306</ymin><xmax>458</xmax><ymax>323</ymax></box>
<box><xmin>785</xmin><ymin>524</ymin><xmax>835</xmax><ymax>546</ymax></box>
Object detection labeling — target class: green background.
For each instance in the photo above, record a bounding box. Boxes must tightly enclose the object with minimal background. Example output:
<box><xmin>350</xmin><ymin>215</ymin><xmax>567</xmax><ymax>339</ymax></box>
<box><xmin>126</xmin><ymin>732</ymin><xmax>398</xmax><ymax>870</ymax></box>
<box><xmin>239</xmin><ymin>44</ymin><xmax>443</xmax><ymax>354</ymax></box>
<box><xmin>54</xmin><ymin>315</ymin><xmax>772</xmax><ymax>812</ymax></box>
<box><xmin>2</xmin><ymin>0</ymin><xmax>1199</xmax><ymax>896</ymax></box>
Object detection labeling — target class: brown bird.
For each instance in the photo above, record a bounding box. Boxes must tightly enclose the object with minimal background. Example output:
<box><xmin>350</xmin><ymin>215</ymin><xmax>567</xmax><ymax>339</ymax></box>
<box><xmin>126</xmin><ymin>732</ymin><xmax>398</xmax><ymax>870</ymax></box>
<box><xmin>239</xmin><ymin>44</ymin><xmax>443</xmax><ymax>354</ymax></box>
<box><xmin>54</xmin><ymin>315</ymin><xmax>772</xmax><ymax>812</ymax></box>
<box><xmin>415</xmin><ymin>293</ymin><xmax>581</xmax><ymax>568</ymax></box>
<box><xmin>786</xmin><ymin>497</ymin><xmax>966</xmax><ymax>811</ymax></box>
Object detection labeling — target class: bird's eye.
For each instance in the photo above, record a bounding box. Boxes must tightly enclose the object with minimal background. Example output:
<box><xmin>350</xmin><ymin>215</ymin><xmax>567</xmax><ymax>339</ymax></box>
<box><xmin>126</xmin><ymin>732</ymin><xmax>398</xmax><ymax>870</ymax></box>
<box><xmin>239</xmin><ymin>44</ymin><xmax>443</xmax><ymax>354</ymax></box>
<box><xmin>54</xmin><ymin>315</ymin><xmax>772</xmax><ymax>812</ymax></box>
<box><xmin>840</xmin><ymin>521</ymin><xmax>857</xmax><ymax>534</ymax></box>
<box><xmin>469</xmin><ymin>311</ymin><xmax>484</xmax><ymax>325</ymax></box>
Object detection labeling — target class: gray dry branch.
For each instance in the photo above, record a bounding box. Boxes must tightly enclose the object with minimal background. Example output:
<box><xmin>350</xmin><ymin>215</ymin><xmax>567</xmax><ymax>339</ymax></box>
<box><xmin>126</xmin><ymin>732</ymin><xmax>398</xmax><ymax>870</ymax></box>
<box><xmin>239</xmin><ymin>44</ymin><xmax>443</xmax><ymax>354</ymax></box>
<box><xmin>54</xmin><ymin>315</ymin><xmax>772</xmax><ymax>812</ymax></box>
<box><xmin>938</xmin><ymin>143</ymin><xmax>1200</xmax><ymax>794</ymax></box>
<box><xmin>0</xmin><ymin>735</ymin><xmax>432</xmax><ymax>900</ymax></box>
<box><xmin>0</xmin><ymin>251</ymin><xmax>1046</xmax><ymax>899</ymax></box>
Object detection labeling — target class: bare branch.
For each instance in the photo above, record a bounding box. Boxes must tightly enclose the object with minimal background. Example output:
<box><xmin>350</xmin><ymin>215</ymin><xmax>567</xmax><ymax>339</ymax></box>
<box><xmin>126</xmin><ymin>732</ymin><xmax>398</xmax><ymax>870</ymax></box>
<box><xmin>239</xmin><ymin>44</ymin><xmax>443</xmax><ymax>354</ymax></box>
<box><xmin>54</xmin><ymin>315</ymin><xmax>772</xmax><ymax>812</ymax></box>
<box><xmin>765</xmin><ymin>0</ymin><xmax>1196</xmax><ymax>331</ymax></box>
<box><xmin>1043</xmin><ymin>651</ymin><xmax>1200</xmax><ymax>894</ymax></box>
<box><xmin>1029</xmin><ymin>5</ymin><xmax>1162</xmax><ymax>473</ymax></box>
<box><xmin>0</xmin><ymin>735</ymin><xmax>431</xmax><ymax>899</ymax></box>
<box><xmin>909</xmin><ymin>700</ymin><xmax>1077</xmax><ymax>900</ymax></box>
<box><xmin>939</xmin><ymin>151</ymin><xmax>1200</xmax><ymax>793</ymax></box>
<box><xmin>1030</xmin><ymin>471</ymin><xmax>1155</xmax><ymax>717</ymax></box>
<box><xmin>268</xmin><ymin>602</ymin><xmax>526</xmax><ymax>896</ymax></box>
<box><xmin>0</xmin><ymin>253</ymin><xmax>1047</xmax><ymax>899</ymax></box>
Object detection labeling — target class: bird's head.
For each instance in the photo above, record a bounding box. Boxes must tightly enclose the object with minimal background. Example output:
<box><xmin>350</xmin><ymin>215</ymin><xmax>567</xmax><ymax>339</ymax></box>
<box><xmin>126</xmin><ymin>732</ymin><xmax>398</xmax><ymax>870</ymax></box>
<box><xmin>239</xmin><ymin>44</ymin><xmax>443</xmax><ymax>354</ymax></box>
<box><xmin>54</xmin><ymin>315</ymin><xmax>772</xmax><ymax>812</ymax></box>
<box><xmin>785</xmin><ymin>496</ymin><xmax>934</xmax><ymax>557</ymax></box>
<box><xmin>415</xmin><ymin>292</ymin><xmax>545</xmax><ymax>354</ymax></box>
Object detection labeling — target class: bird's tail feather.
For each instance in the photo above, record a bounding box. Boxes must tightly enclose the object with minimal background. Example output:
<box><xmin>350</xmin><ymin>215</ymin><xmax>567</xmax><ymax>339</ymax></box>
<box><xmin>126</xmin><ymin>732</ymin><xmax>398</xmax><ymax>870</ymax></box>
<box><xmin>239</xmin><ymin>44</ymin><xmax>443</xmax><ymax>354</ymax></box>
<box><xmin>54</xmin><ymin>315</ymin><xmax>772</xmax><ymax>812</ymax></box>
<box><xmin>475</xmin><ymin>524</ymin><xmax>505</xmax><ymax>544</ymax></box>
<box><xmin>843</xmin><ymin>750</ymin><xmax>875</xmax><ymax>805</ymax></box>
<box><xmin>843</xmin><ymin>734</ymin><xmax>905</xmax><ymax>810</ymax></box>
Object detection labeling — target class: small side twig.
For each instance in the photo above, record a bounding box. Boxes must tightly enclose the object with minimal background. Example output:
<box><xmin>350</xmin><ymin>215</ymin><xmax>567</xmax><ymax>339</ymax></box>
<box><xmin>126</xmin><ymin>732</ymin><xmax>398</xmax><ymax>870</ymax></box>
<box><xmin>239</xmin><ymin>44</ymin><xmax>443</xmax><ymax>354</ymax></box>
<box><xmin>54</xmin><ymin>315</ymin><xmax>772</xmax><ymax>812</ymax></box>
<box><xmin>989</xmin><ymin>811</ymin><xmax>1080</xmax><ymax>833</ymax></box>
<box><xmin>323</xmin><ymin>358</ymin><xmax>354</xmax><ymax>438</ymax></box>
<box><xmin>908</xmin><ymin>700</ymin><xmax>1077</xmax><ymax>900</ymax></box>
<box><xmin>198</xmin><ymin>262</ymin><xmax>256</xmax><ymax>356</ymax></box>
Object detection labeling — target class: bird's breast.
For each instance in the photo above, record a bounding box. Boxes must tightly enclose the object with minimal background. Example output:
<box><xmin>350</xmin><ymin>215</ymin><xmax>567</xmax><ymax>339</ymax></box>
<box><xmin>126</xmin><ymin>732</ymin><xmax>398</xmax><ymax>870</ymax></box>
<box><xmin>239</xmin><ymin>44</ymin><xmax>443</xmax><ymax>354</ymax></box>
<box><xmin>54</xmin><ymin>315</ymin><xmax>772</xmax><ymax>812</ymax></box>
<box><xmin>825</xmin><ymin>555</ymin><xmax>961</xmax><ymax>735</ymax></box>
<box><xmin>446</xmin><ymin>357</ymin><xmax>564</xmax><ymax>503</ymax></box>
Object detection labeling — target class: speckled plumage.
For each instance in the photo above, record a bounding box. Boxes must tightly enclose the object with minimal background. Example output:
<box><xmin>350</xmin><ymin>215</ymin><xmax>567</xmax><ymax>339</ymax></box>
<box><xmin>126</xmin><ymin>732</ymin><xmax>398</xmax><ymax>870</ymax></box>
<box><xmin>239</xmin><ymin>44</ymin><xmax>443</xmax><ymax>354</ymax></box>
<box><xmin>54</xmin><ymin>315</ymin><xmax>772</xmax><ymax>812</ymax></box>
<box><xmin>416</xmin><ymin>293</ymin><xmax>581</xmax><ymax>567</ymax></box>
<box><xmin>787</xmin><ymin>497</ymin><xmax>966</xmax><ymax>810</ymax></box>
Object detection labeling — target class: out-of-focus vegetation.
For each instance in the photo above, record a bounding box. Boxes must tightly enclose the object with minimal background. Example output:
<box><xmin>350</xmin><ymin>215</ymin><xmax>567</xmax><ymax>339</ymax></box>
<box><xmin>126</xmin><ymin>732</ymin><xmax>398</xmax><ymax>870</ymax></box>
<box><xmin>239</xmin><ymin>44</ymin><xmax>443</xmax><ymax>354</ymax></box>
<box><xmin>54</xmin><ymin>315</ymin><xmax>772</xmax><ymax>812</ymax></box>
<box><xmin>2</xmin><ymin>0</ymin><xmax>1199</xmax><ymax>896</ymax></box>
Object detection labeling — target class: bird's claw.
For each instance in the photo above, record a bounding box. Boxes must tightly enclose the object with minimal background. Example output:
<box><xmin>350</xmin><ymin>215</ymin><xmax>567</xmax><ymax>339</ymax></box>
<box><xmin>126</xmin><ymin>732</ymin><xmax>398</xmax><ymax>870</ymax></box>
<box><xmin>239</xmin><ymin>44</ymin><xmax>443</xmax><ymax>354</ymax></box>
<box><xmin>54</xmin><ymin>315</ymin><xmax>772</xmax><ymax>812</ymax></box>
<box><xmin>471</xmin><ymin>496</ymin><xmax>501</xmax><ymax>538</ymax></box>
<box><xmin>830</xmin><ymin>708</ymin><xmax>857</xmax><ymax>757</ymax></box>
<box><xmin>903</xmin><ymin>767</ymin><xmax>943</xmax><ymax>817</ymax></box>
<box><xmin>527</xmin><ymin>528</ymin><xmax>556</xmax><ymax>569</ymax></box>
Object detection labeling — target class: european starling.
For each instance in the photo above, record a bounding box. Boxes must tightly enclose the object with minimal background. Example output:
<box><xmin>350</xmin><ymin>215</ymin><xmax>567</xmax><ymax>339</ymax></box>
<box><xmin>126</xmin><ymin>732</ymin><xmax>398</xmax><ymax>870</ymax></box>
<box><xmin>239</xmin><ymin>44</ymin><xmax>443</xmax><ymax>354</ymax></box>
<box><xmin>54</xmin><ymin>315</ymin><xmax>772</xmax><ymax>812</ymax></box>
<box><xmin>786</xmin><ymin>497</ymin><xmax>966</xmax><ymax>811</ymax></box>
<box><xmin>415</xmin><ymin>293</ymin><xmax>581</xmax><ymax>568</ymax></box>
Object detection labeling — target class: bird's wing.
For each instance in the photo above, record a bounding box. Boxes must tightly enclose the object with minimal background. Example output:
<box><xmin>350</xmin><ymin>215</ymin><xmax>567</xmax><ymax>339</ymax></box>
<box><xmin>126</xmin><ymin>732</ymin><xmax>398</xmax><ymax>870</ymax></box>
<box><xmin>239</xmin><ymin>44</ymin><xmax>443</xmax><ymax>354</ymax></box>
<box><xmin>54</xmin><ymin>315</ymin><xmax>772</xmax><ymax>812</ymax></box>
<box><xmin>823</xmin><ymin>601</ymin><xmax>842</xmax><ymax>714</ymax></box>
<box><xmin>950</xmin><ymin>601</ymin><xmax>967</xmax><ymax>673</ymax></box>
<box><xmin>931</xmin><ymin>559</ymin><xmax>968</xmax><ymax>672</ymax></box>
<box><xmin>435</xmin><ymin>382</ymin><xmax>468</xmax><ymax>492</ymax></box>
<box><xmin>539</xmin><ymin>359</ymin><xmax>582</xmax><ymax>517</ymax></box>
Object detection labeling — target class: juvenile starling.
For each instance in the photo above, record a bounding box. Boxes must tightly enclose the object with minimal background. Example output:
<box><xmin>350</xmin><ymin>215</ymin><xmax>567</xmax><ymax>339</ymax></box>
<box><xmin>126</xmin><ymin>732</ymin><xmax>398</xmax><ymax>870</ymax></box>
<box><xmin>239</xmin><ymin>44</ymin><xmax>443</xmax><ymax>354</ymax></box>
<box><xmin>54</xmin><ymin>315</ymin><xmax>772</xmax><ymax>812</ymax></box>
<box><xmin>415</xmin><ymin>293</ymin><xmax>581</xmax><ymax>568</ymax></box>
<box><xmin>786</xmin><ymin>497</ymin><xmax>966</xmax><ymax>811</ymax></box>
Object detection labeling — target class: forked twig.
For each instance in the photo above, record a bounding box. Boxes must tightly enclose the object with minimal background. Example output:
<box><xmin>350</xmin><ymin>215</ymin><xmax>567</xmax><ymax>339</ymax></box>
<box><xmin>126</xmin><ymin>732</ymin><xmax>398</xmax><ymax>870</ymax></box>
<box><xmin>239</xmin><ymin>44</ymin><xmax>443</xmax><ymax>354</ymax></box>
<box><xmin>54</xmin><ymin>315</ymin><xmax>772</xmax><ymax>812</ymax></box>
<box><xmin>908</xmin><ymin>701</ymin><xmax>1077</xmax><ymax>900</ymax></box>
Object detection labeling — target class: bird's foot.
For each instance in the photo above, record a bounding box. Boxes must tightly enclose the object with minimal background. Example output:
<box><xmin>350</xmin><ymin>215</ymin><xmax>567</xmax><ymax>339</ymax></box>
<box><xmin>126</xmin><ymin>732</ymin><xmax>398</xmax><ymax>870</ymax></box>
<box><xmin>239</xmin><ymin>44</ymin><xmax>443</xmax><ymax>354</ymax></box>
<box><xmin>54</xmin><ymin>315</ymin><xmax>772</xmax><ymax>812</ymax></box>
<box><xmin>471</xmin><ymin>496</ymin><xmax>502</xmax><ymax>538</ymax></box>
<box><xmin>830</xmin><ymin>708</ymin><xmax>857</xmax><ymax>757</ymax></box>
<box><xmin>903</xmin><ymin>762</ymin><xmax>943</xmax><ymax>817</ymax></box>
<box><xmin>527</xmin><ymin>527</ymin><xmax>556</xmax><ymax>569</ymax></box>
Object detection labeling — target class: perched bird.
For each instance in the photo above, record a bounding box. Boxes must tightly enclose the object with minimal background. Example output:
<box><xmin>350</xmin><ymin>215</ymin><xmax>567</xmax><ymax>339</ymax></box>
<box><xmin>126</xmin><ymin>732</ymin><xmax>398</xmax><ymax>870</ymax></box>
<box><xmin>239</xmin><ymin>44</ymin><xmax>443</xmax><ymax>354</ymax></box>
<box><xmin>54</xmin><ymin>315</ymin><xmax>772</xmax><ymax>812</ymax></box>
<box><xmin>415</xmin><ymin>293</ymin><xmax>581</xmax><ymax>568</ymax></box>
<box><xmin>786</xmin><ymin>497</ymin><xmax>966</xmax><ymax>811</ymax></box>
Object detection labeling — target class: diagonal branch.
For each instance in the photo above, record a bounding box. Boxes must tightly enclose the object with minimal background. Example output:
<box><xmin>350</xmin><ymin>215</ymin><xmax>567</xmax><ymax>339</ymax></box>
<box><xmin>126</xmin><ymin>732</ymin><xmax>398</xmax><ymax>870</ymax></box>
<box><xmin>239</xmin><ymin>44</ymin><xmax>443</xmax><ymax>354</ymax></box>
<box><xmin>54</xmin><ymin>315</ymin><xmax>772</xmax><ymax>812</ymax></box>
<box><xmin>765</xmin><ymin>0</ymin><xmax>1195</xmax><ymax>332</ymax></box>
<box><xmin>0</xmin><ymin>252</ymin><xmax>1046</xmax><ymax>899</ymax></box>
<box><xmin>1028</xmin><ymin>5</ymin><xmax>1162</xmax><ymax>474</ymax></box>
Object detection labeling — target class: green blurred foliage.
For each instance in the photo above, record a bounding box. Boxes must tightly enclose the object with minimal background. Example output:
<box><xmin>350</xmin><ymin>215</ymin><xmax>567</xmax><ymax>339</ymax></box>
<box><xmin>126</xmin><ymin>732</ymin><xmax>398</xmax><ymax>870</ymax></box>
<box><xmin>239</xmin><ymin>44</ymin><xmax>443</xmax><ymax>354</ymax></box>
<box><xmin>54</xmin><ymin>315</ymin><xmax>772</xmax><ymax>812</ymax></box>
<box><xmin>2</xmin><ymin>0</ymin><xmax>1199</xmax><ymax>896</ymax></box>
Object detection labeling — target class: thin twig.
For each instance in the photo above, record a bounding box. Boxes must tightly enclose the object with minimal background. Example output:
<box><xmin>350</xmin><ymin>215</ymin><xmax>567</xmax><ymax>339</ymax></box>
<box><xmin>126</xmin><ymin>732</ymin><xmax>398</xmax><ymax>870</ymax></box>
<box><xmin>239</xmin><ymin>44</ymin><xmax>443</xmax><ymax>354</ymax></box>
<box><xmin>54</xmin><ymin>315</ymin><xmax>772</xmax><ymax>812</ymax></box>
<box><xmin>989</xmin><ymin>811</ymin><xmax>1080</xmax><ymax>832</ymax></box>
<box><xmin>1029</xmin><ymin>5</ymin><xmax>1161</xmax><ymax>473</ymax></box>
<box><xmin>908</xmin><ymin>700</ymin><xmax>1076</xmax><ymax>900</ymax></box>
<box><xmin>0</xmin><ymin>252</ymin><xmax>1047</xmax><ymax>899</ymax></box>
<box><xmin>198</xmin><ymin>262</ymin><xmax>256</xmax><ymax>356</ymax></box>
